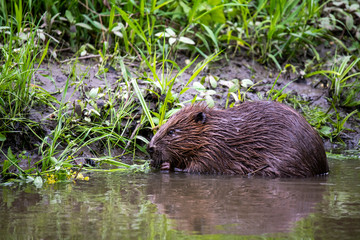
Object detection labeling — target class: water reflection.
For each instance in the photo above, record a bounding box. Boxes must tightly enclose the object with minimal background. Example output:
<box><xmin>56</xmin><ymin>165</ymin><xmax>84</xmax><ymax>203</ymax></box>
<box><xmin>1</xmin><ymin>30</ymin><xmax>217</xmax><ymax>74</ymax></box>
<box><xmin>0</xmin><ymin>158</ymin><xmax>359</xmax><ymax>239</ymax></box>
<box><xmin>146</xmin><ymin>174</ymin><xmax>327</xmax><ymax>235</ymax></box>
<box><xmin>0</xmin><ymin>176</ymin><xmax>173</xmax><ymax>239</ymax></box>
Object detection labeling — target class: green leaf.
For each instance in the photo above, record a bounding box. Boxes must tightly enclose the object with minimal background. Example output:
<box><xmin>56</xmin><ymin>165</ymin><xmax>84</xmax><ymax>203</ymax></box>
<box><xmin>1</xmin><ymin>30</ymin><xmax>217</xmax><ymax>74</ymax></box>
<box><xmin>35</xmin><ymin>40</ymin><xmax>50</xmax><ymax>73</ymax></box>
<box><xmin>65</xmin><ymin>10</ymin><xmax>74</xmax><ymax>23</ymax></box>
<box><xmin>169</xmin><ymin>37</ymin><xmax>177</xmax><ymax>45</ymax></box>
<box><xmin>63</xmin><ymin>163</ymin><xmax>74</xmax><ymax>168</ymax></box>
<box><xmin>50</xmin><ymin>157</ymin><xmax>58</xmax><ymax>165</ymax></box>
<box><xmin>152</xmin><ymin>117</ymin><xmax>159</xmax><ymax>125</ymax></box>
<box><xmin>230</xmin><ymin>92</ymin><xmax>239</xmax><ymax>102</ymax></box>
<box><xmin>7</xmin><ymin>147</ymin><xmax>16</xmax><ymax>161</ymax></box>
<box><xmin>209</xmin><ymin>7</ymin><xmax>225</xmax><ymax>24</ymax></box>
<box><xmin>108</xmin><ymin>6</ymin><xmax>115</xmax><ymax>31</ymax></box>
<box><xmin>179</xmin><ymin>36</ymin><xmax>195</xmax><ymax>45</ymax></box>
<box><xmin>75</xmin><ymin>23</ymin><xmax>93</xmax><ymax>30</ymax></box>
<box><xmin>114</xmin><ymin>6</ymin><xmax>148</xmax><ymax>49</ymax></box>
<box><xmin>219</xmin><ymin>80</ymin><xmax>232</xmax><ymax>88</ymax></box>
<box><xmin>89</xmin><ymin>87</ymin><xmax>99</xmax><ymax>99</ymax></box>
<box><xmin>345</xmin><ymin>14</ymin><xmax>354</xmax><ymax>30</ymax></box>
<box><xmin>339</xmin><ymin>110</ymin><xmax>358</xmax><ymax>131</ymax></box>
<box><xmin>182</xmin><ymin>51</ymin><xmax>222</xmax><ymax>90</ymax></box>
<box><xmin>34</xmin><ymin>176</ymin><xmax>43</xmax><ymax>188</ymax></box>
<box><xmin>319</xmin><ymin>17</ymin><xmax>334</xmax><ymax>30</ymax></box>
<box><xmin>100</xmin><ymin>159</ymin><xmax>131</xmax><ymax>168</ymax></box>
<box><xmin>91</xmin><ymin>21</ymin><xmax>106</xmax><ymax>31</ymax></box>
<box><xmin>165</xmin><ymin>108</ymin><xmax>181</xmax><ymax>118</ymax></box>
<box><xmin>349</xmin><ymin>3</ymin><xmax>360</xmax><ymax>11</ymax></box>
<box><xmin>135</xmin><ymin>135</ymin><xmax>149</xmax><ymax>144</ymax></box>
<box><xmin>179</xmin><ymin>0</ymin><xmax>191</xmax><ymax>15</ymax></box>
<box><xmin>241</xmin><ymin>79</ymin><xmax>254</xmax><ymax>88</ymax></box>
<box><xmin>271</xmin><ymin>80</ymin><xmax>295</xmax><ymax>101</ymax></box>
<box><xmin>165</xmin><ymin>28</ymin><xmax>176</xmax><ymax>37</ymax></box>
<box><xmin>193</xmin><ymin>82</ymin><xmax>206</xmax><ymax>91</ymax></box>
<box><xmin>2</xmin><ymin>160</ymin><xmax>10</xmax><ymax>174</ymax></box>
<box><xmin>0</xmin><ymin>133</ymin><xmax>6</xmax><ymax>141</ymax></box>
<box><xmin>208</xmin><ymin>0</ymin><xmax>222</xmax><ymax>5</ymax></box>
<box><xmin>319</xmin><ymin>126</ymin><xmax>332</xmax><ymax>137</ymax></box>
<box><xmin>208</xmin><ymin>75</ymin><xmax>217</xmax><ymax>88</ymax></box>
<box><xmin>131</xmin><ymin>78</ymin><xmax>155</xmax><ymax>129</ymax></box>
<box><xmin>200</xmin><ymin>23</ymin><xmax>219</xmax><ymax>50</ymax></box>
<box><xmin>26</xmin><ymin>176</ymin><xmax>34</xmax><ymax>182</ymax></box>
<box><xmin>268</xmin><ymin>54</ymin><xmax>281</xmax><ymax>71</ymax></box>
<box><xmin>228</xmin><ymin>83</ymin><xmax>239</xmax><ymax>93</ymax></box>
<box><xmin>192</xmin><ymin>2</ymin><xmax>241</xmax><ymax>23</ymax></box>
<box><xmin>206</xmin><ymin>90</ymin><xmax>216</xmax><ymax>95</ymax></box>
<box><xmin>153</xmin><ymin>0</ymin><xmax>174</xmax><ymax>12</ymax></box>
<box><xmin>304</xmin><ymin>70</ymin><xmax>340</xmax><ymax>78</ymax></box>
<box><xmin>205</xmin><ymin>95</ymin><xmax>214</xmax><ymax>107</ymax></box>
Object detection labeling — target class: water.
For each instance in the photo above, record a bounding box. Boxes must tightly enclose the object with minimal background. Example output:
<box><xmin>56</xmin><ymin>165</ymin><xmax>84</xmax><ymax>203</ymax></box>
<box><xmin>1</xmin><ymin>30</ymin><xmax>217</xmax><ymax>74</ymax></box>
<box><xmin>1</xmin><ymin>158</ymin><xmax>359</xmax><ymax>239</ymax></box>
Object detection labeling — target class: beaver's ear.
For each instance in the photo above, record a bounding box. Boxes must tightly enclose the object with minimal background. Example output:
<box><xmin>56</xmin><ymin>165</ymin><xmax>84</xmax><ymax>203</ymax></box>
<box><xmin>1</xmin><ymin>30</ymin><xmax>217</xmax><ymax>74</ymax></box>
<box><xmin>194</xmin><ymin>112</ymin><xmax>206</xmax><ymax>124</ymax></box>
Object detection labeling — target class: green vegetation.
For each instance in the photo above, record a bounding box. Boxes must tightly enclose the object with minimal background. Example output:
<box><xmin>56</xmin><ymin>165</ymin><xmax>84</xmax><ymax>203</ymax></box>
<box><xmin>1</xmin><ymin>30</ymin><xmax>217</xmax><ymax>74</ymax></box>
<box><xmin>1</xmin><ymin>0</ymin><xmax>359</xmax><ymax>186</ymax></box>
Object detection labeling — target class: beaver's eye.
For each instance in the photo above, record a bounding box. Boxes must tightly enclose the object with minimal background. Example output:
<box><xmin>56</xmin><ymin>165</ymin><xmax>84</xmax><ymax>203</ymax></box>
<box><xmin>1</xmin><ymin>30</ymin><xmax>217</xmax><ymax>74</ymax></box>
<box><xmin>167</xmin><ymin>129</ymin><xmax>175</xmax><ymax>136</ymax></box>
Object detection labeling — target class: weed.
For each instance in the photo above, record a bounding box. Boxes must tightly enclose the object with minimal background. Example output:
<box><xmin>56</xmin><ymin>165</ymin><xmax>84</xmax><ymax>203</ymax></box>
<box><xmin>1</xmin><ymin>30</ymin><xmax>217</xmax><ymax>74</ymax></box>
<box><xmin>288</xmin><ymin>95</ymin><xmax>358</xmax><ymax>143</ymax></box>
<box><xmin>305</xmin><ymin>56</ymin><xmax>360</xmax><ymax>108</ymax></box>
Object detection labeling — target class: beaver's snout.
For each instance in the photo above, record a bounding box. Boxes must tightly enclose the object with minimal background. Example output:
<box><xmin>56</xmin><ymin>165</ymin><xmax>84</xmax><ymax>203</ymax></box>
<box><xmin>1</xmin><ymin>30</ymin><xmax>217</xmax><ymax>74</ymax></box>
<box><xmin>147</xmin><ymin>145</ymin><xmax>155</xmax><ymax>158</ymax></box>
<box><xmin>147</xmin><ymin>142</ymin><xmax>162</xmax><ymax>168</ymax></box>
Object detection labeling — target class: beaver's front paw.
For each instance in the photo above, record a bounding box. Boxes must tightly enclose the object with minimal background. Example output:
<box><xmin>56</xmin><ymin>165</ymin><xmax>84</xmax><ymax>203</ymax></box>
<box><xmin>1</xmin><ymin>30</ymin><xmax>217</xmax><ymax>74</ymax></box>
<box><xmin>160</xmin><ymin>162</ymin><xmax>171</xmax><ymax>170</ymax></box>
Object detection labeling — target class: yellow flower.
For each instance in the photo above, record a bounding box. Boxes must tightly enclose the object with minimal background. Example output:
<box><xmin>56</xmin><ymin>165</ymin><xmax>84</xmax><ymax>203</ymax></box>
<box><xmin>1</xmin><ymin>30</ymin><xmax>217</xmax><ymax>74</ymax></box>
<box><xmin>76</xmin><ymin>173</ymin><xmax>84</xmax><ymax>180</ymax></box>
<box><xmin>84</xmin><ymin>176</ymin><xmax>89</xmax><ymax>181</ymax></box>
<box><xmin>47</xmin><ymin>178</ymin><xmax>56</xmax><ymax>184</ymax></box>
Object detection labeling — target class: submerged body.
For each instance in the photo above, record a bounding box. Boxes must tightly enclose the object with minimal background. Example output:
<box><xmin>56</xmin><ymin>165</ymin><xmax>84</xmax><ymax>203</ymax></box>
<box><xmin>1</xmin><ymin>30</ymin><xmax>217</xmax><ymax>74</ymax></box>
<box><xmin>147</xmin><ymin>101</ymin><xmax>329</xmax><ymax>177</ymax></box>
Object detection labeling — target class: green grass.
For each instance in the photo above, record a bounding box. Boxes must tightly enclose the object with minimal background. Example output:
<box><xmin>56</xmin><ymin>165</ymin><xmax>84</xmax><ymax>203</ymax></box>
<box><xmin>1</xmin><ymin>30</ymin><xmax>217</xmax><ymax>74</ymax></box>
<box><xmin>287</xmin><ymin>95</ymin><xmax>358</xmax><ymax>144</ymax></box>
<box><xmin>0</xmin><ymin>14</ymin><xmax>150</xmax><ymax>185</ymax></box>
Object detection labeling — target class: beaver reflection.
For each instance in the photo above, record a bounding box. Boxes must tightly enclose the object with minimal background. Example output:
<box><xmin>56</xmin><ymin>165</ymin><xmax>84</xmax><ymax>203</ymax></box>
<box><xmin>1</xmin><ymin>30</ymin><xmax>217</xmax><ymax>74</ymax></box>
<box><xmin>146</xmin><ymin>173</ymin><xmax>327</xmax><ymax>235</ymax></box>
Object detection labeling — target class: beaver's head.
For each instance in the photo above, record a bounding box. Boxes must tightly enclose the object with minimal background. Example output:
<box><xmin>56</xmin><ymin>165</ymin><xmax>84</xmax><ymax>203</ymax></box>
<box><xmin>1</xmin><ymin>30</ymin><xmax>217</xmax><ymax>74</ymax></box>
<box><xmin>147</xmin><ymin>104</ymin><xmax>211</xmax><ymax>171</ymax></box>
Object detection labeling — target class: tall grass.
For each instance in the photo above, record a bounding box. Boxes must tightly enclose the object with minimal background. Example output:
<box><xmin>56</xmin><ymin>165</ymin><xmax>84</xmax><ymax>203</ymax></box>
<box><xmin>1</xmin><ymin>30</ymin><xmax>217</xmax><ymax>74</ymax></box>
<box><xmin>241</xmin><ymin>0</ymin><xmax>326</xmax><ymax>68</ymax></box>
<box><xmin>0</xmin><ymin>20</ymin><xmax>49</xmax><ymax>141</ymax></box>
<box><xmin>0</xmin><ymin>8</ymin><xmax>52</xmax><ymax>183</ymax></box>
<box><xmin>0</xmin><ymin>0</ymin><xmax>338</xmax><ymax>66</ymax></box>
<box><xmin>305</xmin><ymin>56</ymin><xmax>360</xmax><ymax>108</ymax></box>
<box><xmin>0</xmin><ymin>6</ymin><xmax>149</xmax><ymax>184</ymax></box>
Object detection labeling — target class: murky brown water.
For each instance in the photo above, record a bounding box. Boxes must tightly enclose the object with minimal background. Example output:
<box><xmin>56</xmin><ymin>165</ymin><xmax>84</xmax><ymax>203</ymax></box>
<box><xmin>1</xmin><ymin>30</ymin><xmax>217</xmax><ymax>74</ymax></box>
<box><xmin>1</xmin><ymin>157</ymin><xmax>360</xmax><ymax>239</ymax></box>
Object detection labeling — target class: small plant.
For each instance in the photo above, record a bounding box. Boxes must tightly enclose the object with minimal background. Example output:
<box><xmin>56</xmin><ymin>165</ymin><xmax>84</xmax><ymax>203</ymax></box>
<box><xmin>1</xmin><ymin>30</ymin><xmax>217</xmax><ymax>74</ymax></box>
<box><xmin>131</xmin><ymin>34</ymin><xmax>222</xmax><ymax>130</ymax></box>
<box><xmin>304</xmin><ymin>56</ymin><xmax>360</xmax><ymax>107</ymax></box>
<box><xmin>288</xmin><ymin>95</ymin><xmax>358</xmax><ymax>143</ymax></box>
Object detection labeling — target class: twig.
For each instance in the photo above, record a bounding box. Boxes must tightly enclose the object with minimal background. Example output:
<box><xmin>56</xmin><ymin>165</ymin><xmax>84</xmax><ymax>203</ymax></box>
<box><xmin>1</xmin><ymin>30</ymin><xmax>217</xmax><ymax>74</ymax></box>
<box><xmin>78</xmin><ymin>1</ymin><xmax>106</xmax><ymax>42</ymax></box>
<box><xmin>73</xmin><ymin>163</ymin><xmax>84</xmax><ymax>180</ymax></box>
<box><xmin>121</xmin><ymin>122</ymin><xmax>142</xmax><ymax>156</ymax></box>
<box><xmin>127</xmin><ymin>41</ymin><xmax>143</xmax><ymax>62</ymax></box>
<box><xmin>247</xmin><ymin>165</ymin><xmax>269</xmax><ymax>177</ymax></box>
<box><xmin>60</xmin><ymin>54</ymin><xmax>102</xmax><ymax>63</ymax></box>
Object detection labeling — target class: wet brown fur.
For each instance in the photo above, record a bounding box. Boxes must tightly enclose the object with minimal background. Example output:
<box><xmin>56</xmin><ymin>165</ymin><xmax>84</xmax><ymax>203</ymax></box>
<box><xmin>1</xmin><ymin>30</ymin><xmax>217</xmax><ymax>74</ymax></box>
<box><xmin>147</xmin><ymin>101</ymin><xmax>329</xmax><ymax>177</ymax></box>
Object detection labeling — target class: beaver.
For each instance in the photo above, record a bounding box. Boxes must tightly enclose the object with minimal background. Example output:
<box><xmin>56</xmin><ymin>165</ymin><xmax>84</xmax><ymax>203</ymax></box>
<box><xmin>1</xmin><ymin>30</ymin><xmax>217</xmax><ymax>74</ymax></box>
<box><xmin>147</xmin><ymin>101</ymin><xmax>329</xmax><ymax>177</ymax></box>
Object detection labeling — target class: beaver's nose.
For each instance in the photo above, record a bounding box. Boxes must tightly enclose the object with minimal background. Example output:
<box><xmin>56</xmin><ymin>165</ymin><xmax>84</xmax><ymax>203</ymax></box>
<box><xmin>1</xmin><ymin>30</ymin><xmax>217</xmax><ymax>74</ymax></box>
<box><xmin>147</xmin><ymin>145</ymin><xmax>155</xmax><ymax>157</ymax></box>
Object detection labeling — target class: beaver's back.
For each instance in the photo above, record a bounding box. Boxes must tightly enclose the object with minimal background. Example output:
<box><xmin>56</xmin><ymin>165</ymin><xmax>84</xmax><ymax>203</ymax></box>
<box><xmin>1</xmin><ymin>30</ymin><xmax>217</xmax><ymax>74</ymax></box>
<box><xmin>211</xmin><ymin>101</ymin><xmax>328</xmax><ymax>177</ymax></box>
